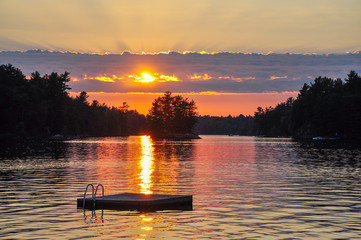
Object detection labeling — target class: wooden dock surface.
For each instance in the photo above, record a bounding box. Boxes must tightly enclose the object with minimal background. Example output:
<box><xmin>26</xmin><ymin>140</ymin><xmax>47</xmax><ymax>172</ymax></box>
<box><xmin>77</xmin><ymin>192</ymin><xmax>192</xmax><ymax>211</ymax></box>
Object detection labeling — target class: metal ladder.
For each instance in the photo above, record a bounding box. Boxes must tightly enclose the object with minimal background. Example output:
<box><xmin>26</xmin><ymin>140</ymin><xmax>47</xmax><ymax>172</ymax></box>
<box><xmin>83</xmin><ymin>184</ymin><xmax>104</xmax><ymax>209</ymax></box>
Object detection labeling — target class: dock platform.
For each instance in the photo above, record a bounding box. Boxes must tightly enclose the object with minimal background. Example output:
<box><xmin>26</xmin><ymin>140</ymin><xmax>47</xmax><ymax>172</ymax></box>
<box><xmin>77</xmin><ymin>192</ymin><xmax>193</xmax><ymax>211</ymax></box>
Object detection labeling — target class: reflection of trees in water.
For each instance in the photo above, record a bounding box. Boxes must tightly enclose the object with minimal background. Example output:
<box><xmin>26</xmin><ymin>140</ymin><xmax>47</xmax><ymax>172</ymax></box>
<box><xmin>0</xmin><ymin>137</ymin><xmax>197</xmax><ymax>195</ymax></box>
<box><xmin>0</xmin><ymin>141</ymin><xmax>71</xmax><ymax>189</ymax></box>
<box><xmin>150</xmin><ymin>140</ymin><xmax>195</xmax><ymax>193</ymax></box>
<box><xmin>153</xmin><ymin>140</ymin><xmax>195</xmax><ymax>161</ymax></box>
<box><xmin>295</xmin><ymin>140</ymin><xmax>361</xmax><ymax>169</ymax></box>
<box><xmin>253</xmin><ymin>138</ymin><xmax>361</xmax><ymax>172</ymax></box>
<box><xmin>0</xmin><ymin>140</ymin><xmax>69</xmax><ymax>160</ymax></box>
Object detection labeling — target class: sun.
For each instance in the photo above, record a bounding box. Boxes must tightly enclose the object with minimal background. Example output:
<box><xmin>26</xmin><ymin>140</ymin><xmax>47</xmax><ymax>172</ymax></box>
<box><xmin>140</xmin><ymin>73</ymin><xmax>155</xmax><ymax>83</ymax></box>
<box><xmin>129</xmin><ymin>73</ymin><xmax>155</xmax><ymax>83</ymax></box>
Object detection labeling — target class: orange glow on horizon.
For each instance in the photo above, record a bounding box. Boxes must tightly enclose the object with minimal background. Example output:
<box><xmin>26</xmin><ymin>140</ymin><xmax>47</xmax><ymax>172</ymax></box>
<box><xmin>69</xmin><ymin>91</ymin><xmax>298</xmax><ymax>116</ymax></box>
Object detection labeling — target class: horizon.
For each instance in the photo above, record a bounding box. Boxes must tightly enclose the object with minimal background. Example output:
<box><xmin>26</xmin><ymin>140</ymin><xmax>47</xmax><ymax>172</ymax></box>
<box><xmin>3</xmin><ymin>51</ymin><xmax>360</xmax><ymax>116</ymax></box>
<box><xmin>2</xmin><ymin>49</ymin><xmax>361</xmax><ymax>55</ymax></box>
<box><xmin>68</xmin><ymin>91</ymin><xmax>300</xmax><ymax>117</ymax></box>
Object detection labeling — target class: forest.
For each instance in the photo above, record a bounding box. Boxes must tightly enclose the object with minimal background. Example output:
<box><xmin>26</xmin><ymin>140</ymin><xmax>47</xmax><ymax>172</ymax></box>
<box><xmin>253</xmin><ymin>71</ymin><xmax>361</xmax><ymax>140</ymax></box>
<box><xmin>0</xmin><ymin>64</ymin><xmax>146</xmax><ymax>141</ymax></box>
<box><xmin>1</xmin><ymin>64</ymin><xmax>360</xmax><ymax>141</ymax></box>
<box><xmin>195</xmin><ymin>115</ymin><xmax>254</xmax><ymax>136</ymax></box>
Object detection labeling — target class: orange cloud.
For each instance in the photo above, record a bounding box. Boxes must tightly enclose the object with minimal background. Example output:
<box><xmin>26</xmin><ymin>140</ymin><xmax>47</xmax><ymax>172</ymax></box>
<box><xmin>189</xmin><ymin>73</ymin><xmax>212</xmax><ymax>81</ymax></box>
<box><xmin>84</xmin><ymin>74</ymin><xmax>122</xmax><ymax>82</ymax></box>
<box><xmin>128</xmin><ymin>73</ymin><xmax>180</xmax><ymax>83</ymax></box>
<box><xmin>218</xmin><ymin>76</ymin><xmax>256</xmax><ymax>82</ymax></box>
<box><xmin>158</xmin><ymin>74</ymin><xmax>179</xmax><ymax>82</ymax></box>
<box><xmin>269</xmin><ymin>76</ymin><xmax>288</xmax><ymax>80</ymax></box>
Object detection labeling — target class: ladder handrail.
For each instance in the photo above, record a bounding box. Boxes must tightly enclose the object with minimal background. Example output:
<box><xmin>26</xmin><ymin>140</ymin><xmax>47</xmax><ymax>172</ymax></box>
<box><xmin>95</xmin><ymin>184</ymin><xmax>104</xmax><ymax>200</ymax></box>
<box><xmin>82</xmin><ymin>183</ymin><xmax>105</xmax><ymax>210</ymax></box>
<box><xmin>83</xmin><ymin>184</ymin><xmax>95</xmax><ymax>209</ymax></box>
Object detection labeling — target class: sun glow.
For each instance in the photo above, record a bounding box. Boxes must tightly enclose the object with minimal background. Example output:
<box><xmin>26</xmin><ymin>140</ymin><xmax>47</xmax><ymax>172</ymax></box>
<box><xmin>128</xmin><ymin>72</ymin><xmax>179</xmax><ymax>83</ymax></box>
<box><xmin>130</xmin><ymin>73</ymin><xmax>155</xmax><ymax>83</ymax></box>
<box><xmin>141</xmin><ymin>73</ymin><xmax>154</xmax><ymax>83</ymax></box>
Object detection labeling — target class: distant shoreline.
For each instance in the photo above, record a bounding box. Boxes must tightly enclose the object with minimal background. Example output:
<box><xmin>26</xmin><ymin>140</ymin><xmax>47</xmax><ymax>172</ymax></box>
<box><xmin>150</xmin><ymin>133</ymin><xmax>201</xmax><ymax>140</ymax></box>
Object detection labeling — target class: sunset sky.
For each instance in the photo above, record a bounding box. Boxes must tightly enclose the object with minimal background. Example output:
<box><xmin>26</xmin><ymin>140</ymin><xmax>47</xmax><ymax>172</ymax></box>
<box><xmin>1</xmin><ymin>0</ymin><xmax>361</xmax><ymax>116</ymax></box>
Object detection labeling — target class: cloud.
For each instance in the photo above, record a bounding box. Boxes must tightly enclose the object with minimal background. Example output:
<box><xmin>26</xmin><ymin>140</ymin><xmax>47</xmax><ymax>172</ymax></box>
<box><xmin>269</xmin><ymin>76</ymin><xmax>288</xmax><ymax>80</ymax></box>
<box><xmin>84</xmin><ymin>74</ymin><xmax>122</xmax><ymax>82</ymax></box>
<box><xmin>189</xmin><ymin>73</ymin><xmax>212</xmax><ymax>81</ymax></box>
<box><xmin>218</xmin><ymin>76</ymin><xmax>256</xmax><ymax>82</ymax></box>
<box><xmin>1</xmin><ymin>51</ymin><xmax>360</xmax><ymax>94</ymax></box>
<box><xmin>158</xmin><ymin>74</ymin><xmax>179</xmax><ymax>82</ymax></box>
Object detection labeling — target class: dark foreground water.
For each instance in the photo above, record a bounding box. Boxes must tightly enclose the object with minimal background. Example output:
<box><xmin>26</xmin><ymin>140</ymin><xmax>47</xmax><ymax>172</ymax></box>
<box><xmin>1</xmin><ymin>136</ymin><xmax>361</xmax><ymax>239</ymax></box>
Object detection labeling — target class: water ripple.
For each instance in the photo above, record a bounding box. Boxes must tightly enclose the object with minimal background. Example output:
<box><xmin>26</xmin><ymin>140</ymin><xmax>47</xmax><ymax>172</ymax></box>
<box><xmin>1</xmin><ymin>136</ymin><xmax>361</xmax><ymax>239</ymax></box>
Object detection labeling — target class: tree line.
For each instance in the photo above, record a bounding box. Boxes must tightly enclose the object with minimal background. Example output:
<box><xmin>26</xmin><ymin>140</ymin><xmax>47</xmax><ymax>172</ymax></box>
<box><xmin>0</xmin><ymin>64</ymin><xmax>146</xmax><ymax>141</ymax></box>
<box><xmin>253</xmin><ymin>71</ymin><xmax>361</xmax><ymax>140</ymax></box>
<box><xmin>2</xmin><ymin>64</ymin><xmax>360</xmax><ymax>141</ymax></box>
<box><xmin>195</xmin><ymin>115</ymin><xmax>254</xmax><ymax>135</ymax></box>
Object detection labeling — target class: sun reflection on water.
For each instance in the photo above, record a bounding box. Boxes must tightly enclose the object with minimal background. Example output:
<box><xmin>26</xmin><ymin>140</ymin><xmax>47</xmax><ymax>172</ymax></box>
<box><xmin>138</xmin><ymin>214</ymin><xmax>153</xmax><ymax>239</ymax></box>
<box><xmin>138</xmin><ymin>136</ymin><xmax>154</xmax><ymax>194</ymax></box>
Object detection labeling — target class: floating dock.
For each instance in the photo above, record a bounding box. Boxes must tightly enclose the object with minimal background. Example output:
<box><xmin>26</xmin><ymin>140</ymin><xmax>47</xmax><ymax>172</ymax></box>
<box><xmin>77</xmin><ymin>192</ymin><xmax>193</xmax><ymax>211</ymax></box>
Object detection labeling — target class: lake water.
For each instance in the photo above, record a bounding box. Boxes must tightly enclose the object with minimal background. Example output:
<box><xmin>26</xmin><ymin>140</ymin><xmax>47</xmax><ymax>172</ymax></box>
<box><xmin>1</xmin><ymin>136</ymin><xmax>361</xmax><ymax>239</ymax></box>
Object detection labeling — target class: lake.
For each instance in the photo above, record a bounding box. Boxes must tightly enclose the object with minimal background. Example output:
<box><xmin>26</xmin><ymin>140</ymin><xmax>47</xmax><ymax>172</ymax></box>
<box><xmin>1</xmin><ymin>136</ymin><xmax>361</xmax><ymax>239</ymax></box>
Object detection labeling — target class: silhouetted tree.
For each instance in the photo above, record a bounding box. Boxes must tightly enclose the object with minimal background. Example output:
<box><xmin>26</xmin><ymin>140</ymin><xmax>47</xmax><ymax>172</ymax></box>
<box><xmin>0</xmin><ymin>64</ymin><xmax>28</xmax><ymax>138</ymax></box>
<box><xmin>342</xmin><ymin>71</ymin><xmax>361</xmax><ymax>139</ymax></box>
<box><xmin>147</xmin><ymin>91</ymin><xmax>198</xmax><ymax>137</ymax></box>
